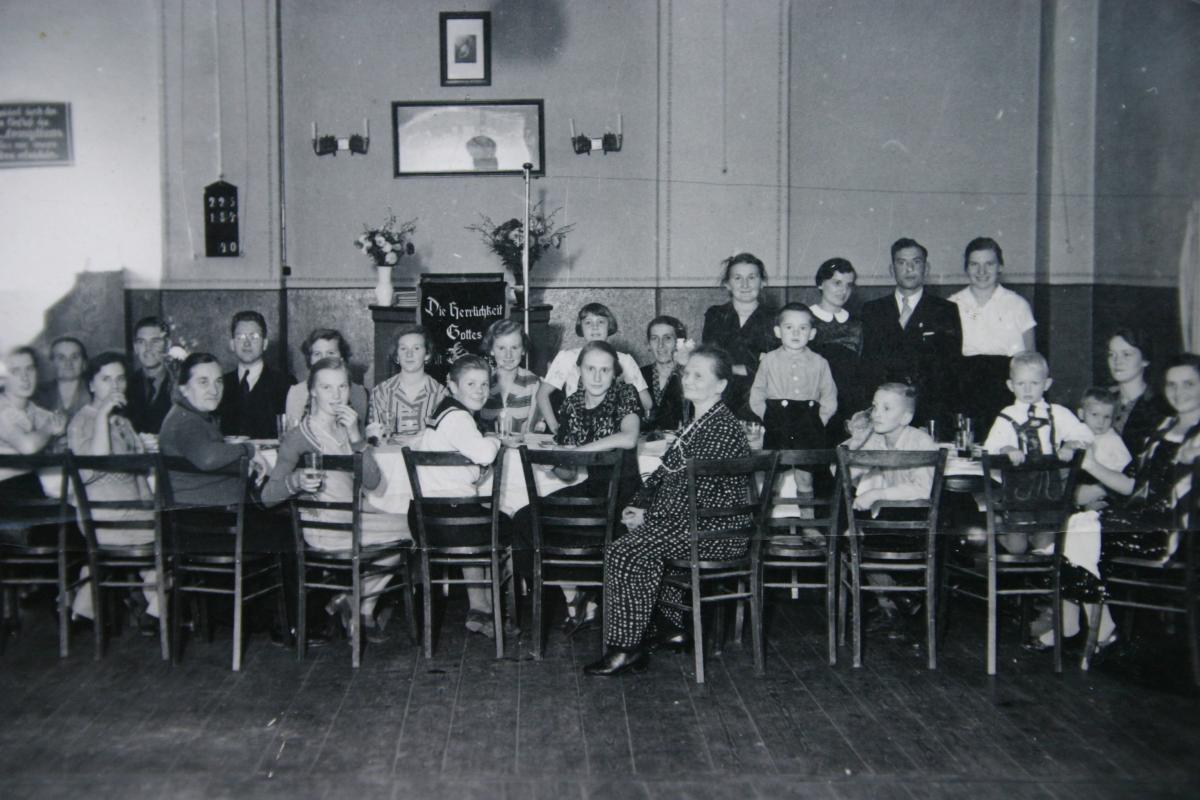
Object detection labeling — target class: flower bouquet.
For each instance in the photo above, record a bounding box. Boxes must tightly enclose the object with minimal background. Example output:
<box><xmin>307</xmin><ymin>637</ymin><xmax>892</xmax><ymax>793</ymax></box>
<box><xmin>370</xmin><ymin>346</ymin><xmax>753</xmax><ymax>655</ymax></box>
<box><xmin>465</xmin><ymin>203</ymin><xmax>575</xmax><ymax>278</ymax></box>
<box><xmin>354</xmin><ymin>213</ymin><xmax>417</xmax><ymax>267</ymax></box>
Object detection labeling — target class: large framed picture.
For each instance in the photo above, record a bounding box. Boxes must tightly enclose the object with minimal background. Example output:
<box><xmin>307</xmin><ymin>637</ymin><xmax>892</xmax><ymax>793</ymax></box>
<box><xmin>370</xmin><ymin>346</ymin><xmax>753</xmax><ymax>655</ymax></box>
<box><xmin>440</xmin><ymin>12</ymin><xmax>491</xmax><ymax>87</ymax></box>
<box><xmin>392</xmin><ymin>99</ymin><xmax>545</xmax><ymax>178</ymax></box>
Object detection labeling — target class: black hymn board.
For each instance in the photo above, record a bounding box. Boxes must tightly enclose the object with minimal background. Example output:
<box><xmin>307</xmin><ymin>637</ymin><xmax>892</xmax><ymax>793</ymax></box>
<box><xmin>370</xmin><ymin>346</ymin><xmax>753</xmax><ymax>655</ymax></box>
<box><xmin>204</xmin><ymin>180</ymin><xmax>240</xmax><ymax>257</ymax></box>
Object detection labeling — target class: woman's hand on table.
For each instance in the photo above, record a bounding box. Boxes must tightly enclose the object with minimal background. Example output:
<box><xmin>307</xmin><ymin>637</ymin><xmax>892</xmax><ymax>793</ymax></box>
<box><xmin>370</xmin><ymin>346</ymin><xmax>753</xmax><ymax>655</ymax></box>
<box><xmin>249</xmin><ymin>451</ymin><xmax>270</xmax><ymax>486</ymax></box>
<box><xmin>621</xmin><ymin>506</ymin><xmax>646</xmax><ymax>531</ymax></box>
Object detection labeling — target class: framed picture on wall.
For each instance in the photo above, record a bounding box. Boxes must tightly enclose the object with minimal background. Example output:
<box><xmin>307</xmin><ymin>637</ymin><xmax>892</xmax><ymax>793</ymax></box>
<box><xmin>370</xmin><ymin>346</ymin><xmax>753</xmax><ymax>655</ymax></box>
<box><xmin>392</xmin><ymin>99</ymin><xmax>545</xmax><ymax>177</ymax></box>
<box><xmin>440</xmin><ymin>12</ymin><xmax>491</xmax><ymax>87</ymax></box>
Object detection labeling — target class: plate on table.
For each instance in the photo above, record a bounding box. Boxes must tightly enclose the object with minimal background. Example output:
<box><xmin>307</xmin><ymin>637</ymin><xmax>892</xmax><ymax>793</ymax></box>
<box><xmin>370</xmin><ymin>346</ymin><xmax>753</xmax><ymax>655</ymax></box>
<box><xmin>524</xmin><ymin>433</ymin><xmax>557</xmax><ymax>449</ymax></box>
<box><xmin>223</xmin><ymin>435</ymin><xmax>249</xmax><ymax>444</ymax></box>
<box><xmin>250</xmin><ymin>439</ymin><xmax>279</xmax><ymax>449</ymax></box>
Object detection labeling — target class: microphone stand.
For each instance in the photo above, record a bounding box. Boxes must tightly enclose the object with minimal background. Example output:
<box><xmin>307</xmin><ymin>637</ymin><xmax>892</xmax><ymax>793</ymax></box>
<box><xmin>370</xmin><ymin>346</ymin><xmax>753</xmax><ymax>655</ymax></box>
<box><xmin>521</xmin><ymin>162</ymin><xmax>532</xmax><ymax>349</ymax></box>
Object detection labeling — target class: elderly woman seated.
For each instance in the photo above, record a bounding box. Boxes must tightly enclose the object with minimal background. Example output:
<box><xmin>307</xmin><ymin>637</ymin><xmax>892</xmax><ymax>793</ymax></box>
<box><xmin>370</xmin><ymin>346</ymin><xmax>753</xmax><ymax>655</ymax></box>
<box><xmin>584</xmin><ymin>345</ymin><xmax>749</xmax><ymax>676</ymax></box>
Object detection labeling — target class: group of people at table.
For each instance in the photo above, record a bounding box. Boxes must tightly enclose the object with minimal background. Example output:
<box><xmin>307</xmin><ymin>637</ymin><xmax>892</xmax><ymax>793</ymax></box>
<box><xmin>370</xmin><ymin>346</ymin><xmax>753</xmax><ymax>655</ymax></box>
<box><xmin>1</xmin><ymin>236</ymin><xmax>1197</xmax><ymax>676</ymax></box>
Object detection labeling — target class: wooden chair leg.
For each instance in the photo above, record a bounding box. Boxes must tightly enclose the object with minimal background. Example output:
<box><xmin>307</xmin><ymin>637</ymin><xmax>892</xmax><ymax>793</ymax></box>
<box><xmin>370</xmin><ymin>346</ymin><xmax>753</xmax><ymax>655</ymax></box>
<box><xmin>232</xmin><ymin>559</ymin><xmax>244</xmax><ymax>673</ymax></box>
<box><xmin>156</xmin><ymin>553</ymin><xmax>170</xmax><ymax>662</ymax></box>
<box><xmin>351</xmin><ymin>557</ymin><xmax>362</xmax><ymax>669</ymax></box>
<box><xmin>926</xmin><ymin>562</ymin><xmax>937</xmax><ymax>671</ymax></box>
<box><xmin>986</xmin><ymin>559</ymin><xmax>997</xmax><ymax>676</ymax></box>
<box><xmin>170</xmin><ymin>578</ymin><xmax>183</xmax><ymax>666</ymax></box>
<box><xmin>421</xmin><ymin>555</ymin><xmax>434</xmax><ymax>659</ymax></box>
<box><xmin>89</xmin><ymin>560</ymin><xmax>104</xmax><ymax>661</ymax></box>
<box><xmin>734</xmin><ymin>578</ymin><xmax>747</xmax><ymax>647</ymax></box>
<box><xmin>57</xmin><ymin>546</ymin><xmax>70</xmax><ymax>658</ymax></box>
<box><xmin>491</xmin><ymin>554</ymin><xmax>504</xmax><ymax>660</ymax></box>
<box><xmin>296</xmin><ymin>552</ymin><xmax>307</xmax><ymax>662</ymax></box>
<box><xmin>691</xmin><ymin>569</ymin><xmax>705</xmax><ymax>684</ymax></box>
<box><xmin>837</xmin><ymin>560</ymin><xmax>848</xmax><ymax>649</ymax></box>
<box><xmin>713</xmin><ymin>600</ymin><xmax>727</xmax><ymax>658</ymax></box>
<box><xmin>1051</xmin><ymin>576</ymin><xmax>1063</xmax><ymax>675</ymax></box>
<box><xmin>1187</xmin><ymin>589</ymin><xmax>1200</xmax><ymax>688</ymax></box>
<box><xmin>851</xmin><ymin>561</ymin><xmax>862</xmax><ymax>669</ymax></box>
<box><xmin>402</xmin><ymin>556</ymin><xmax>417</xmax><ymax>645</ymax></box>
<box><xmin>532</xmin><ymin>552</ymin><xmax>543</xmax><ymax>661</ymax></box>
<box><xmin>751</xmin><ymin>562</ymin><xmax>765</xmax><ymax>676</ymax></box>
<box><xmin>826</xmin><ymin>554</ymin><xmax>837</xmax><ymax>666</ymax></box>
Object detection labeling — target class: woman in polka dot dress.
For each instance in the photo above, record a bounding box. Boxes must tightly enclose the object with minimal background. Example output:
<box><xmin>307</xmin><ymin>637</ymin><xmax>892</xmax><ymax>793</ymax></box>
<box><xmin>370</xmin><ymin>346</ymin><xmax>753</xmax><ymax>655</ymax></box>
<box><xmin>584</xmin><ymin>345</ymin><xmax>751</xmax><ymax>676</ymax></box>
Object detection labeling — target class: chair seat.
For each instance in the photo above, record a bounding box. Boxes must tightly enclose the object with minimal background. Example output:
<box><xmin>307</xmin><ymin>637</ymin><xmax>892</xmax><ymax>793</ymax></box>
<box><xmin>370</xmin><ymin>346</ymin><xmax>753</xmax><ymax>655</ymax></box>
<box><xmin>664</xmin><ymin>556</ymin><xmax>751</xmax><ymax>571</ymax></box>
<box><xmin>96</xmin><ymin>543</ymin><xmax>158</xmax><ymax>558</ymax></box>
<box><xmin>1108</xmin><ymin>556</ymin><xmax>1184</xmax><ymax>570</ymax></box>
<box><xmin>765</xmin><ymin>536</ymin><xmax>827</xmax><ymax>558</ymax></box>
<box><xmin>856</xmin><ymin>547</ymin><xmax>928</xmax><ymax>561</ymax></box>
<box><xmin>179</xmin><ymin>550</ymin><xmax>279</xmax><ymax>565</ymax></box>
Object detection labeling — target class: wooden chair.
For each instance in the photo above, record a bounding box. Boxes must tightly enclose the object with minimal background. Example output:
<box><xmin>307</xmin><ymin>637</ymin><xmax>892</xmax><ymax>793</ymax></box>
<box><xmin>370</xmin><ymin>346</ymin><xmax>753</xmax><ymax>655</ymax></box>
<box><xmin>516</xmin><ymin>446</ymin><xmax>624</xmax><ymax>660</ymax></box>
<box><xmin>0</xmin><ymin>452</ymin><xmax>86</xmax><ymax>658</ymax></box>
<box><xmin>1081</xmin><ymin>461</ymin><xmax>1200</xmax><ymax>686</ymax></box>
<box><xmin>660</xmin><ymin>451</ymin><xmax>779</xmax><ymax>684</ymax></box>
<box><xmin>401</xmin><ymin>447</ymin><xmax>513</xmax><ymax>659</ymax></box>
<box><xmin>161</xmin><ymin>455</ymin><xmax>287</xmax><ymax>671</ymax></box>
<box><xmin>70</xmin><ymin>453</ymin><xmax>170</xmax><ymax>661</ymax></box>
<box><xmin>289</xmin><ymin>452</ymin><xmax>416</xmax><ymax>668</ymax></box>
<box><xmin>836</xmin><ymin>446</ymin><xmax>947</xmax><ymax>670</ymax></box>
<box><xmin>943</xmin><ymin>451</ymin><xmax>1083</xmax><ymax>674</ymax></box>
<box><xmin>762</xmin><ymin>449</ymin><xmax>842</xmax><ymax>666</ymax></box>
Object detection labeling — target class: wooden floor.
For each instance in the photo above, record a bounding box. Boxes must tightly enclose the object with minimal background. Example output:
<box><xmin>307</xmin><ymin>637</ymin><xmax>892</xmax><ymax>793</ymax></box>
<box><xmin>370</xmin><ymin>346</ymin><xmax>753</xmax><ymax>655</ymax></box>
<box><xmin>1</xmin><ymin>594</ymin><xmax>1198</xmax><ymax>800</ymax></box>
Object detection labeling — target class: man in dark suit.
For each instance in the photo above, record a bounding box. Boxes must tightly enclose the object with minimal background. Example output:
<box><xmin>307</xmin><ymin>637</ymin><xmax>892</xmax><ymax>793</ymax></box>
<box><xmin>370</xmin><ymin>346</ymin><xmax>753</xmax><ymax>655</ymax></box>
<box><xmin>126</xmin><ymin>317</ymin><xmax>175</xmax><ymax>434</ymax></box>
<box><xmin>218</xmin><ymin>310</ymin><xmax>294</xmax><ymax>439</ymax></box>
<box><xmin>860</xmin><ymin>237</ymin><xmax>963</xmax><ymax>433</ymax></box>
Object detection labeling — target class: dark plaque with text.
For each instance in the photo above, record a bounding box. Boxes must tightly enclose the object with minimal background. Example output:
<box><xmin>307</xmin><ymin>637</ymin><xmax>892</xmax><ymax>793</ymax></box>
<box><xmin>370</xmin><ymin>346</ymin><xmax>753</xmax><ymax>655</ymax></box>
<box><xmin>419</xmin><ymin>273</ymin><xmax>506</xmax><ymax>381</ymax></box>
<box><xmin>204</xmin><ymin>180</ymin><xmax>240</xmax><ymax>257</ymax></box>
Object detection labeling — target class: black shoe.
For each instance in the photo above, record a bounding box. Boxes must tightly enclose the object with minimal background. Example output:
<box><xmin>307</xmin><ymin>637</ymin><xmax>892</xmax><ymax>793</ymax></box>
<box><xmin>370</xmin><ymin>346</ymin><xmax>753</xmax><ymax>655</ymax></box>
<box><xmin>647</xmin><ymin>628</ymin><xmax>691</xmax><ymax>654</ymax></box>
<box><xmin>893</xmin><ymin>595</ymin><xmax>923</xmax><ymax>618</ymax></box>
<box><xmin>138</xmin><ymin>613</ymin><xmax>159</xmax><ymax>638</ymax></box>
<box><xmin>561</xmin><ymin>613</ymin><xmax>598</xmax><ymax>638</ymax></box>
<box><xmin>583</xmin><ymin>648</ymin><xmax>649</xmax><ymax>676</ymax></box>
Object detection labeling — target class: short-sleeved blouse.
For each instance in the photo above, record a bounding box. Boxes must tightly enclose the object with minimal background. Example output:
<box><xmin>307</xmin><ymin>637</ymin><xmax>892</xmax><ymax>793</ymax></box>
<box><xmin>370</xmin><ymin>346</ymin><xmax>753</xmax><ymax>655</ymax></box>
<box><xmin>555</xmin><ymin>381</ymin><xmax>642</xmax><ymax>447</ymax></box>
<box><xmin>949</xmin><ymin>285</ymin><xmax>1036</xmax><ymax>357</ymax></box>
<box><xmin>0</xmin><ymin>397</ymin><xmax>55</xmax><ymax>483</ymax></box>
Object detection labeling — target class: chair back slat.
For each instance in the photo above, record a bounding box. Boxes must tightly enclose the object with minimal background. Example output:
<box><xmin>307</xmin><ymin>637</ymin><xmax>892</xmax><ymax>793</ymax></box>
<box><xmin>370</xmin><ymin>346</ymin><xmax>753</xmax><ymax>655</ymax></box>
<box><xmin>836</xmin><ymin>446</ymin><xmax>948</xmax><ymax>555</ymax></box>
<box><xmin>402</xmin><ymin>446</ymin><xmax>504</xmax><ymax>550</ymax></box>
<box><xmin>979</xmin><ymin>451</ymin><xmax>1082</xmax><ymax>553</ymax></box>
<box><xmin>288</xmin><ymin>452</ymin><xmax>365</xmax><ymax>556</ymax></box>
<box><xmin>518</xmin><ymin>446</ymin><xmax>624</xmax><ymax>553</ymax></box>
<box><xmin>685</xmin><ymin>452</ymin><xmax>779</xmax><ymax>562</ymax></box>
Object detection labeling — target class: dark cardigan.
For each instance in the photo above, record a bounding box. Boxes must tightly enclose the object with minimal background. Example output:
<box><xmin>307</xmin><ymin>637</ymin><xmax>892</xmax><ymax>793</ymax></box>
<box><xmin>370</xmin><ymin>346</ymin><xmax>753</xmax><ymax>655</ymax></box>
<box><xmin>159</xmin><ymin>393</ymin><xmax>255</xmax><ymax>507</ymax></box>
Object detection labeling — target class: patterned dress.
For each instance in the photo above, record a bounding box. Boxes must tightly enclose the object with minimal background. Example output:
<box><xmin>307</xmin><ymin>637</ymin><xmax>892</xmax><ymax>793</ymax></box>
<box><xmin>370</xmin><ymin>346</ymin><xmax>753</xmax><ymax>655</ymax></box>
<box><xmin>603</xmin><ymin>401</ymin><xmax>751</xmax><ymax>648</ymax></box>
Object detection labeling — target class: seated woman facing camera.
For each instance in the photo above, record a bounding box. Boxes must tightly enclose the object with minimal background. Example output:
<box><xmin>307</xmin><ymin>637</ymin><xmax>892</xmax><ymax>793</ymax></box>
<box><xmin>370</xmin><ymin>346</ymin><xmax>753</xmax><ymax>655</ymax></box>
<box><xmin>584</xmin><ymin>345</ymin><xmax>749</xmax><ymax>676</ymax></box>
<box><xmin>284</xmin><ymin>329</ymin><xmax>369</xmax><ymax>432</ymax></box>
<box><xmin>479</xmin><ymin>319</ymin><xmax>542</xmax><ymax>435</ymax></box>
<box><xmin>263</xmin><ymin>357</ymin><xmax>404</xmax><ymax>643</ymax></box>
<box><xmin>641</xmin><ymin>315</ymin><xmax>690</xmax><ymax>432</ymax></box>
<box><xmin>512</xmin><ymin>340</ymin><xmax>642</xmax><ymax>636</ymax></box>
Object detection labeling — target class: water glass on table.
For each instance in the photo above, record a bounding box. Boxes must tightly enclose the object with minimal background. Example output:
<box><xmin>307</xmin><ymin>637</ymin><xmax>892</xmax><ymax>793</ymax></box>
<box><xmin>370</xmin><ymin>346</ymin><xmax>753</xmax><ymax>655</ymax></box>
<box><xmin>275</xmin><ymin>413</ymin><xmax>290</xmax><ymax>440</ymax></box>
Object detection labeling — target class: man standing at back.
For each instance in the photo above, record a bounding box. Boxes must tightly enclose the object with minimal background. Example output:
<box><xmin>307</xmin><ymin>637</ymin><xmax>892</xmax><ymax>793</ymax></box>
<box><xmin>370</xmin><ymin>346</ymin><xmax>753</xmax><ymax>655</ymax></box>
<box><xmin>860</xmin><ymin>237</ymin><xmax>962</xmax><ymax>433</ymax></box>
<box><xmin>218</xmin><ymin>310</ymin><xmax>293</xmax><ymax>439</ymax></box>
<box><xmin>127</xmin><ymin>316</ymin><xmax>174</xmax><ymax>434</ymax></box>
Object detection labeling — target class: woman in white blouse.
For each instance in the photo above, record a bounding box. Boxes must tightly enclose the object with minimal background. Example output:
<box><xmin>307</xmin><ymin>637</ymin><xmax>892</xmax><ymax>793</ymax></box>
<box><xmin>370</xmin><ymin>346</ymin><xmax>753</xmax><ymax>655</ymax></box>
<box><xmin>949</xmin><ymin>237</ymin><xmax>1036</xmax><ymax>436</ymax></box>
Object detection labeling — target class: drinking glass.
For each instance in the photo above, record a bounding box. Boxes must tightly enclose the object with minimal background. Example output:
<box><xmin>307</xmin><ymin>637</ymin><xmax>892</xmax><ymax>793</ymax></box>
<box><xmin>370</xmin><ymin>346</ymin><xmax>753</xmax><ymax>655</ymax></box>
<box><xmin>303</xmin><ymin>451</ymin><xmax>325</xmax><ymax>491</ymax></box>
<box><xmin>275</xmin><ymin>414</ymin><xmax>289</xmax><ymax>439</ymax></box>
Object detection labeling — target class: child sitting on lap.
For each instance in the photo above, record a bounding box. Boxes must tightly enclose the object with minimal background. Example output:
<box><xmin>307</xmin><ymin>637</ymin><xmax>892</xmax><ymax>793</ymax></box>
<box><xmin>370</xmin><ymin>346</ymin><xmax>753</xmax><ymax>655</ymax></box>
<box><xmin>1074</xmin><ymin>387</ymin><xmax>1134</xmax><ymax>510</ymax></box>
<box><xmin>537</xmin><ymin>303</ymin><xmax>652</xmax><ymax>433</ymax></box>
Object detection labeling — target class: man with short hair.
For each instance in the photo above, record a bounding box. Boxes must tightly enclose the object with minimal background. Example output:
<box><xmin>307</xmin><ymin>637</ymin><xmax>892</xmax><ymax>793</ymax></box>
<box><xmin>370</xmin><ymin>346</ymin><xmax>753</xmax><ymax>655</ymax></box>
<box><xmin>859</xmin><ymin>237</ymin><xmax>963</xmax><ymax>432</ymax></box>
<box><xmin>217</xmin><ymin>310</ymin><xmax>294</xmax><ymax>439</ymax></box>
<box><xmin>127</xmin><ymin>316</ymin><xmax>174</xmax><ymax>434</ymax></box>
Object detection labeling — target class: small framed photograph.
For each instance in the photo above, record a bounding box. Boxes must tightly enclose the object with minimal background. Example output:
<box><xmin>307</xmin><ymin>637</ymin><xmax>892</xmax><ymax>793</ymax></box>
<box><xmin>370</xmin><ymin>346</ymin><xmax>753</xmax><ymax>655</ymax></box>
<box><xmin>440</xmin><ymin>12</ymin><xmax>491</xmax><ymax>87</ymax></box>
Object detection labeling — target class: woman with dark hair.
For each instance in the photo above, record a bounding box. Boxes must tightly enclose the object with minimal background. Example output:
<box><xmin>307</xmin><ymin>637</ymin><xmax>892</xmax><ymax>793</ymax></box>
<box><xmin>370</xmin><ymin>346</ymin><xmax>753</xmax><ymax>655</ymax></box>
<box><xmin>159</xmin><ymin>353</ymin><xmax>269</xmax><ymax>506</ymax></box>
<box><xmin>66</xmin><ymin>352</ymin><xmax>160</xmax><ymax>630</ymax></box>
<box><xmin>479</xmin><ymin>318</ymin><xmax>542</xmax><ymax>435</ymax></box>
<box><xmin>809</xmin><ymin>257</ymin><xmax>866</xmax><ymax>444</ymax></box>
<box><xmin>584</xmin><ymin>346</ymin><xmax>751</xmax><ymax>676</ymax></box>
<box><xmin>1104</xmin><ymin>327</ymin><xmax>1171</xmax><ymax>456</ymax></box>
<box><xmin>284</xmin><ymin>328</ymin><xmax>369</xmax><ymax>430</ymax></box>
<box><xmin>949</xmin><ymin>237</ymin><xmax>1037</xmax><ymax>436</ymax></box>
<box><xmin>367</xmin><ymin>324</ymin><xmax>446</xmax><ymax>441</ymax></box>
<box><xmin>1041</xmin><ymin>353</ymin><xmax>1200</xmax><ymax>650</ymax></box>
<box><xmin>513</xmin><ymin>340</ymin><xmax>642</xmax><ymax>636</ymax></box>
<box><xmin>701</xmin><ymin>253</ymin><xmax>778</xmax><ymax>419</ymax></box>
<box><xmin>641</xmin><ymin>315</ymin><xmax>689</xmax><ymax>431</ymax></box>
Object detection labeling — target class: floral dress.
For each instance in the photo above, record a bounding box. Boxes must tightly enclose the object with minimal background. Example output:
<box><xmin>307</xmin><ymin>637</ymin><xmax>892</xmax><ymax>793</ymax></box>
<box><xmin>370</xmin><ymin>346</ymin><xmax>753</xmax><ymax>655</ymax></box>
<box><xmin>602</xmin><ymin>401</ymin><xmax>751</xmax><ymax>648</ymax></box>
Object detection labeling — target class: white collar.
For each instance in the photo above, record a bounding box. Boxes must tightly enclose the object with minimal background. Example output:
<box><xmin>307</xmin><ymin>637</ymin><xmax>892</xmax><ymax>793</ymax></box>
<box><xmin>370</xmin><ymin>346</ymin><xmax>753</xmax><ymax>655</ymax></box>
<box><xmin>1013</xmin><ymin>400</ymin><xmax>1048</xmax><ymax>417</ymax></box>
<box><xmin>238</xmin><ymin>361</ymin><xmax>264</xmax><ymax>387</ymax></box>
<box><xmin>895</xmin><ymin>288</ymin><xmax>924</xmax><ymax>311</ymax></box>
<box><xmin>810</xmin><ymin>305</ymin><xmax>849</xmax><ymax>324</ymax></box>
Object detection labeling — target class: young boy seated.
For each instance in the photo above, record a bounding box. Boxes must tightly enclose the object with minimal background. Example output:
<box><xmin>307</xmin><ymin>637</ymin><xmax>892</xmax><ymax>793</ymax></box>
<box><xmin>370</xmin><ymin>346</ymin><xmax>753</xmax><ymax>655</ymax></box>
<box><xmin>981</xmin><ymin>351</ymin><xmax>1093</xmax><ymax>553</ymax></box>
<box><xmin>1074</xmin><ymin>387</ymin><xmax>1134</xmax><ymax>510</ymax></box>
<box><xmin>844</xmin><ymin>382</ymin><xmax>938</xmax><ymax>628</ymax></box>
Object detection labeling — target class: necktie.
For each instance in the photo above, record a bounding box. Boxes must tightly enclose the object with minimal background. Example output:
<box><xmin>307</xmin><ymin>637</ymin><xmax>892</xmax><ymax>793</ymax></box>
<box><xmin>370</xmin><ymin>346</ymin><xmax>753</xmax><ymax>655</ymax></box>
<box><xmin>240</xmin><ymin>371</ymin><xmax>251</xmax><ymax>396</ymax></box>
<box><xmin>898</xmin><ymin>296</ymin><xmax>913</xmax><ymax>328</ymax></box>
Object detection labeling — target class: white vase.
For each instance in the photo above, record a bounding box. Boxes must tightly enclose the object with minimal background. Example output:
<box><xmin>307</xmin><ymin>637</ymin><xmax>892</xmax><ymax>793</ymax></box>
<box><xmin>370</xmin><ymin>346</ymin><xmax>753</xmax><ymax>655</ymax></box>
<box><xmin>373</xmin><ymin>265</ymin><xmax>393</xmax><ymax>306</ymax></box>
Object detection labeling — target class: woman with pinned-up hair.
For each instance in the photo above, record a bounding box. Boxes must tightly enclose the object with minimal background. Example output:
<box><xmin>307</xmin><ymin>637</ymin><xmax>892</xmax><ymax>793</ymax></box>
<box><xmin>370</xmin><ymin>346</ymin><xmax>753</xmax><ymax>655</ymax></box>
<box><xmin>700</xmin><ymin>253</ymin><xmax>778</xmax><ymax>420</ymax></box>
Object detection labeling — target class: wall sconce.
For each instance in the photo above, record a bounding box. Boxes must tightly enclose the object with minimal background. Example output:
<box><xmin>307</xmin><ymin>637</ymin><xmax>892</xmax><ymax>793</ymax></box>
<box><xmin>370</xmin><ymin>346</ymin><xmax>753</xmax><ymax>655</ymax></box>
<box><xmin>311</xmin><ymin>119</ymin><xmax>370</xmax><ymax>156</ymax></box>
<box><xmin>569</xmin><ymin>114</ymin><xmax>622</xmax><ymax>155</ymax></box>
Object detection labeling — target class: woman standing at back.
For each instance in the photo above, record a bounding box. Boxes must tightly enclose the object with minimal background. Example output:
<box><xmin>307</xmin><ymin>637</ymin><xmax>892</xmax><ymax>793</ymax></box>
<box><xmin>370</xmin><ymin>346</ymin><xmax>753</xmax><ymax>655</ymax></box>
<box><xmin>701</xmin><ymin>252</ymin><xmax>778</xmax><ymax>419</ymax></box>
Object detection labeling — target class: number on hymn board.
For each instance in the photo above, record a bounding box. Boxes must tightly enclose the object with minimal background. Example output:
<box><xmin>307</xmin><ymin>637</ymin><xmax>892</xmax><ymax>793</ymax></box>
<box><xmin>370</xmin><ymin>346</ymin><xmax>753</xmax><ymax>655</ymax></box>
<box><xmin>204</xmin><ymin>180</ymin><xmax>240</xmax><ymax>258</ymax></box>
